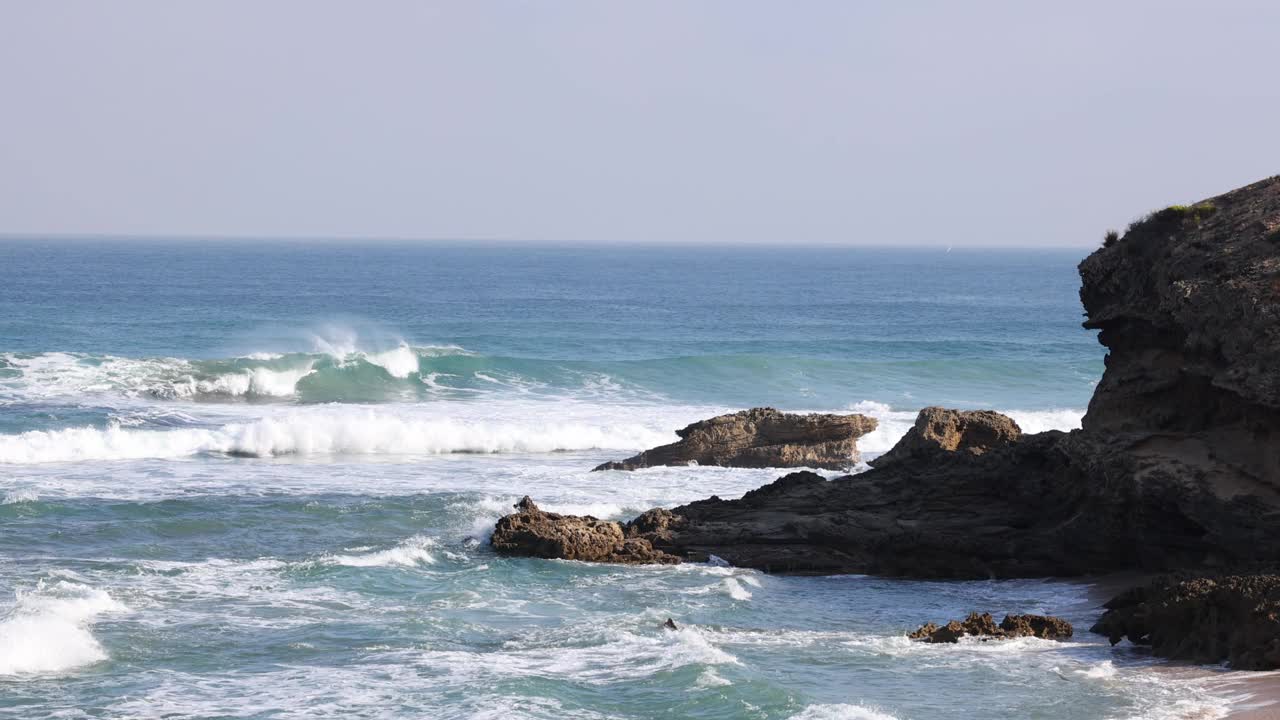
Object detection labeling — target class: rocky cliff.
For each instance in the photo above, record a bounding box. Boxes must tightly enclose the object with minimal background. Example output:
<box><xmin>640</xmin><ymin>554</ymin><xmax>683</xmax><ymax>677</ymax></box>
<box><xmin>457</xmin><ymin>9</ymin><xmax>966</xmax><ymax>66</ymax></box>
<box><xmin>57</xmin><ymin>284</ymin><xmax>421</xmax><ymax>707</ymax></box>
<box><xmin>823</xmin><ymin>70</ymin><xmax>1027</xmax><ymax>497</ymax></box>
<box><xmin>496</xmin><ymin>176</ymin><xmax>1280</xmax><ymax>580</ymax></box>
<box><xmin>491</xmin><ymin>175</ymin><xmax>1280</xmax><ymax>667</ymax></box>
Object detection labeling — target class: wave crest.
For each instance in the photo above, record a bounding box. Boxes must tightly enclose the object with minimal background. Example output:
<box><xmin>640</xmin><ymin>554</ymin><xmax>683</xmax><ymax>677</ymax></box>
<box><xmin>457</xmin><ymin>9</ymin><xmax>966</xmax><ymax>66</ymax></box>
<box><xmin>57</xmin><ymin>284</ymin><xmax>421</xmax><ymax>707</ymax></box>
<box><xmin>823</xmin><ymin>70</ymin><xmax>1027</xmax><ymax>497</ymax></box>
<box><xmin>0</xmin><ymin>409</ymin><xmax>675</xmax><ymax>464</ymax></box>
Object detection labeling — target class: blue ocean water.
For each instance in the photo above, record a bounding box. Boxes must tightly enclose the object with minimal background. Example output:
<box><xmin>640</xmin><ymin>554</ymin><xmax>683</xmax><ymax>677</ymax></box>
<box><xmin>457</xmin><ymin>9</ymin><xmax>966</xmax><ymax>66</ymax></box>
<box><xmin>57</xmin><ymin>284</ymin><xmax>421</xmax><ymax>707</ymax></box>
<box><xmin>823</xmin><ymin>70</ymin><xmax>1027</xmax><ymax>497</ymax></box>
<box><xmin>0</xmin><ymin>241</ymin><xmax>1237</xmax><ymax>718</ymax></box>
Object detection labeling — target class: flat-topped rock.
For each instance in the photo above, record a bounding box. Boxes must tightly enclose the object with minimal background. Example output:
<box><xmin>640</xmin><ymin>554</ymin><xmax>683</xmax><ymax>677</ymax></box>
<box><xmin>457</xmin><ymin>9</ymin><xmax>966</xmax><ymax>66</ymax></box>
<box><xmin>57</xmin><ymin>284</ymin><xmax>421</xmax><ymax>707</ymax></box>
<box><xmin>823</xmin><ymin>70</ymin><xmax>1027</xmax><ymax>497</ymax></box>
<box><xmin>592</xmin><ymin>407</ymin><xmax>877</xmax><ymax>471</ymax></box>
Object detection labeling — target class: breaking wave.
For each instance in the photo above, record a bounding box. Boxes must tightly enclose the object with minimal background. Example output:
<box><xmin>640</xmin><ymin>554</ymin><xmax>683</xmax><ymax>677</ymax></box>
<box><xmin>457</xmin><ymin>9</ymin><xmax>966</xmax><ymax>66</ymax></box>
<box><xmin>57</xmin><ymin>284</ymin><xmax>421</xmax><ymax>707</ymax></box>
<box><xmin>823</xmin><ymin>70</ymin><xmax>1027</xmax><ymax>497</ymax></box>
<box><xmin>0</xmin><ymin>346</ymin><xmax>656</xmax><ymax>404</ymax></box>
<box><xmin>0</xmin><ymin>409</ymin><xmax>676</xmax><ymax>464</ymax></box>
<box><xmin>324</xmin><ymin>536</ymin><xmax>438</xmax><ymax>568</ymax></box>
<box><xmin>0</xmin><ymin>580</ymin><xmax>128</xmax><ymax>676</ymax></box>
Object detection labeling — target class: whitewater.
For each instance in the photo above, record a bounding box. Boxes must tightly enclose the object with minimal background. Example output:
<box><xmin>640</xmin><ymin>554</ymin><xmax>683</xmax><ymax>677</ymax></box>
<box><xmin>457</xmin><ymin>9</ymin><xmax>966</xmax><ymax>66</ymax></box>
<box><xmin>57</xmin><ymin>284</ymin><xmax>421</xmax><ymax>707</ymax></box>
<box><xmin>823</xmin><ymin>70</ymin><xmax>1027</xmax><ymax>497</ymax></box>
<box><xmin>0</xmin><ymin>241</ymin><xmax>1249</xmax><ymax>719</ymax></box>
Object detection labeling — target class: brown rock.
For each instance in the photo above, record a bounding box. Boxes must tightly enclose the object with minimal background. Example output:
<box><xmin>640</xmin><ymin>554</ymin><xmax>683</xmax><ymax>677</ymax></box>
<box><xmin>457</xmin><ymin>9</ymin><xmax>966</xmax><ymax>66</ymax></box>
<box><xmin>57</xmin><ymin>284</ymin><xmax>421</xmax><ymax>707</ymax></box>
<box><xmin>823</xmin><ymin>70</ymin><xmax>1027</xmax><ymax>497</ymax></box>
<box><xmin>869</xmin><ymin>407</ymin><xmax>1022</xmax><ymax>468</ymax></box>
<box><xmin>909</xmin><ymin>611</ymin><xmax>1072</xmax><ymax>643</ymax></box>
<box><xmin>490</xmin><ymin>497</ymin><xmax>680</xmax><ymax>565</ymax></box>
<box><xmin>1000</xmin><ymin>614</ymin><xmax>1074</xmax><ymax>640</ymax></box>
<box><xmin>592</xmin><ymin>407</ymin><xmax>877</xmax><ymax>471</ymax></box>
<box><xmin>906</xmin><ymin>622</ymin><xmax>939</xmax><ymax>640</ymax></box>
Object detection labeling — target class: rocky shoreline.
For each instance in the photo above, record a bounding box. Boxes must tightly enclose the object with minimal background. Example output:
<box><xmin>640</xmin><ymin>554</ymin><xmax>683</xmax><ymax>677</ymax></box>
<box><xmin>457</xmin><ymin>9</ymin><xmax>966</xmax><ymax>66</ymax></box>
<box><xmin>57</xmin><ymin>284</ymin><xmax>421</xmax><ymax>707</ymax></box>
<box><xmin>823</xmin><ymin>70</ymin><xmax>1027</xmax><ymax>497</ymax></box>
<box><xmin>492</xmin><ymin>175</ymin><xmax>1280</xmax><ymax>668</ymax></box>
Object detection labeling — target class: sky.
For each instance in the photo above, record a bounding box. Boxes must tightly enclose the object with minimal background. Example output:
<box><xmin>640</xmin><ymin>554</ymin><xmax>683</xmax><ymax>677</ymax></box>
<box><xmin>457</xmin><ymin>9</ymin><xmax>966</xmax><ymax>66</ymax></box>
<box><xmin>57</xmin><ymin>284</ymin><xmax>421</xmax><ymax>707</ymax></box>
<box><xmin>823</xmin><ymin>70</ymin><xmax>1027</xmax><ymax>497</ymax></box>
<box><xmin>1</xmin><ymin>1</ymin><xmax>1277</xmax><ymax>247</ymax></box>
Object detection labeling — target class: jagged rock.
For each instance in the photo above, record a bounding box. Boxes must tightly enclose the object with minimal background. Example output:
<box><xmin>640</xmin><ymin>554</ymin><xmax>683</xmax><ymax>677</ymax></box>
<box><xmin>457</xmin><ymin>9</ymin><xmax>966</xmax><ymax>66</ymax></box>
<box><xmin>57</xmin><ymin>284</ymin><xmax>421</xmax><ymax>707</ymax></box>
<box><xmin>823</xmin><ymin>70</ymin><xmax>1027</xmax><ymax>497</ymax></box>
<box><xmin>625</xmin><ymin>507</ymin><xmax>685</xmax><ymax>544</ymax></box>
<box><xmin>491</xmin><ymin>497</ymin><xmax>680</xmax><ymax>565</ymax></box>
<box><xmin>908</xmin><ymin>612</ymin><xmax>1072</xmax><ymax>643</ymax></box>
<box><xmin>1001</xmin><ymin>614</ymin><xmax>1074</xmax><ymax>640</ymax></box>
<box><xmin>869</xmin><ymin>407</ymin><xmax>1022</xmax><ymax>468</ymax></box>
<box><xmin>906</xmin><ymin>622</ymin><xmax>940</xmax><ymax>640</ymax></box>
<box><xmin>592</xmin><ymin>407</ymin><xmax>877</xmax><ymax>471</ymax></box>
<box><xmin>1091</xmin><ymin>574</ymin><xmax>1280</xmax><ymax>669</ymax></box>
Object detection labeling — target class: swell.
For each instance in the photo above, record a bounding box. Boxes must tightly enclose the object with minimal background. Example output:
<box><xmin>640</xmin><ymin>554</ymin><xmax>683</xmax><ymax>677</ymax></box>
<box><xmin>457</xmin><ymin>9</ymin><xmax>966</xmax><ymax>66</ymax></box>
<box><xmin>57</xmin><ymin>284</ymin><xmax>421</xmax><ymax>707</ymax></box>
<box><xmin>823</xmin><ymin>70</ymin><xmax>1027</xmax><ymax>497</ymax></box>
<box><xmin>0</xmin><ymin>345</ymin><xmax>1097</xmax><ymax>408</ymax></box>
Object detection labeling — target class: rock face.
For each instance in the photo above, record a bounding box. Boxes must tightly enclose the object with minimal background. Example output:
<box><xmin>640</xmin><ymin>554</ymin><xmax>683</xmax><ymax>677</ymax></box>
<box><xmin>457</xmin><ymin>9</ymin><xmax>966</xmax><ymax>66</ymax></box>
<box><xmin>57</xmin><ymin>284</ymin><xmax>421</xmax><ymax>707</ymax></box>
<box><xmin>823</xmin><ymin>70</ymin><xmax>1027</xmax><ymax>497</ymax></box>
<box><xmin>1091</xmin><ymin>574</ymin><xmax>1280</xmax><ymax>669</ymax></box>
<box><xmin>909</xmin><ymin>612</ymin><xmax>1072</xmax><ymax>643</ymax></box>
<box><xmin>869</xmin><ymin>407</ymin><xmax>1022</xmax><ymax>468</ymax></box>
<box><xmin>491</xmin><ymin>497</ymin><xmax>679</xmax><ymax>565</ymax></box>
<box><xmin>592</xmin><ymin>408</ymin><xmax>877</xmax><ymax>472</ymax></box>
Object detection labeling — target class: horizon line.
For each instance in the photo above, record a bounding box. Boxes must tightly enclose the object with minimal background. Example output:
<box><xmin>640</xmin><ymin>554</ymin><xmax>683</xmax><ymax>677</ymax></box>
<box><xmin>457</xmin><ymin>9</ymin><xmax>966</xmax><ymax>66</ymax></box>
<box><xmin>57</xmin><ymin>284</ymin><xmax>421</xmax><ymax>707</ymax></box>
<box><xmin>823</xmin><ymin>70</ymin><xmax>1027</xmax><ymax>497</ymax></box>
<box><xmin>0</xmin><ymin>232</ymin><xmax>1100</xmax><ymax>251</ymax></box>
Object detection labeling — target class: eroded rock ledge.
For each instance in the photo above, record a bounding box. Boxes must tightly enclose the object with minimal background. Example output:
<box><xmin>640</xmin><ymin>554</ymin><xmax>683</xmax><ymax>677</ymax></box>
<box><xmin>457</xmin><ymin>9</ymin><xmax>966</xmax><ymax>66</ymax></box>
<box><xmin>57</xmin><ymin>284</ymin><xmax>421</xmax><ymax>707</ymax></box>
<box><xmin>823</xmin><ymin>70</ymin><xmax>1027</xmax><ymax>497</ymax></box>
<box><xmin>592</xmin><ymin>407</ymin><xmax>877</xmax><ymax>472</ymax></box>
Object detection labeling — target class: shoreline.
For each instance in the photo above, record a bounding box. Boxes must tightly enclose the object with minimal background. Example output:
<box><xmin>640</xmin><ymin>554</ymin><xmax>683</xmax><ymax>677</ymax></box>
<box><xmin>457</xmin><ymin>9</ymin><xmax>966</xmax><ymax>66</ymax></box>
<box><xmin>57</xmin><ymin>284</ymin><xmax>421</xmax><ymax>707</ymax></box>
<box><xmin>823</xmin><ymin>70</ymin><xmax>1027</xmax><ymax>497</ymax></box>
<box><xmin>1076</xmin><ymin>575</ymin><xmax>1280</xmax><ymax>719</ymax></box>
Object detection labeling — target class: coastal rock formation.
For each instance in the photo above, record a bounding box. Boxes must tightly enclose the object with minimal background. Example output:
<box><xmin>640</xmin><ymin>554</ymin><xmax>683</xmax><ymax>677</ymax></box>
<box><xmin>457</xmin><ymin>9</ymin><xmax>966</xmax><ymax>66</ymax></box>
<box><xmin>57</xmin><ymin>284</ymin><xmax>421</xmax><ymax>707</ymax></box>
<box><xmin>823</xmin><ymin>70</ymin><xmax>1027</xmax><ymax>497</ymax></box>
<box><xmin>909</xmin><ymin>612</ymin><xmax>1072</xmax><ymax>643</ymax></box>
<box><xmin>498</xmin><ymin>176</ymin><xmax>1280</xmax><ymax>580</ymax></box>
<box><xmin>592</xmin><ymin>407</ymin><xmax>877</xmax><ymax>471</ymax></box>
<box><xmin>1091</xmin><ymin>574</ymin><xmax>1280</xmax><ymax>669</ymax></box>
<box><xmin>869</xmin><ymin>407</ymin><xmax>1022</xmax><ymax>468</ymax></box>
<box><xmin>490</xmin><ymin>497</ymin><xmax>679</xmax><ymax>565</ymax></box>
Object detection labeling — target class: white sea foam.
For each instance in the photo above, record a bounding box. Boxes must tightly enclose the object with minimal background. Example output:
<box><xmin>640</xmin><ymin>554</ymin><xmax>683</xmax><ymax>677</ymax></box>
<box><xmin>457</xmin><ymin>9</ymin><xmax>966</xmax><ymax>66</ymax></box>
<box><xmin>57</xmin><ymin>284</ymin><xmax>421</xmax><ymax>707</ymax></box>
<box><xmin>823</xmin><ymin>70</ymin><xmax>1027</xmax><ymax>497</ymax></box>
<box><xmin>325</xmin><ymin>535</ymin><xmax>437</xmax><ymax>567</ymax></box>
<box><xmin>419</xmin><ymin>625</ymin><xmax>738</xmax><ymax>686</ymax></box>
<box><xmin>0</xmin><ymin>580</ymin><xmax>128</xmax><ymax>676</ymax></box>
<box><xmin>0</xmin><ymin>408</ymin><xmax>675</xmax><ymax>464</ymax></box>
<box><xmin>788</xmin><ymin>704</ymin><xmax>900</xmax><ymax>720</ymax></box>
<box><xmin>722</xmin><ymin>577</ymin><xmax>753</xmax><ymax>601</ymax></box>
<box><xmin>846</xmin><ymin>400</ymin><xmax>1084</xmax><ymax>458</ymax></box>
<box><xmin>364</xmin><ymin>344</ymin><xmax>420</xmax><ymax>379</ymax></box>
<box><xmin>171</xmin><ymin>363</ymin><xmax>317</xmax><ymax>398</ymax></box>
<box><xmin>845</xmin><ymin>401</ymin><xmax>922</xmax><ymax>455</ymax></box>
<box><xmin>1003</xmin><ymin>408</ymin><xmax>1085</xmax><ymax>434</ymax></box>
<box><xmin>695</xmin><ymin>667</ymin><xmax>732</xmax><ymax>688</ymax></box>
<box><xmin>2</xmin><ymin>488</ymin><xmax>38</xmax><ymax>504</ymax></box>
<box><xmin>1076</xmin><ymin>660</ymin><xmax>1118</xmax><ymax>679</ymax></box>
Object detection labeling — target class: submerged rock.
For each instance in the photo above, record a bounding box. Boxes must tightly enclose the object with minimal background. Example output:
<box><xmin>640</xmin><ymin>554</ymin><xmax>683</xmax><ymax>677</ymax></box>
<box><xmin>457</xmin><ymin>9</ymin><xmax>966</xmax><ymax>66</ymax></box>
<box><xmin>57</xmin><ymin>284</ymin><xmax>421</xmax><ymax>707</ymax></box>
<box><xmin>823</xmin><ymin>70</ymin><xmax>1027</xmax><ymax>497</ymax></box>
<box><xmin>868</xmin><ymin>407</ymin><xmax>1021</xmax><ymax>468</ymax></box>
<box><xmin>908</xmin><ymin>612</ymin><xmax>1073</xmax><ymax>643</ymax></box>
<box><xmin>591</xmin><ymin>407</ymin><xmax>877</xmax><ymax>471</ymax></box>
<box><xmin>490</xmin><ymin>497</ymin><xmax>680</xmax><ymax>565</ymax></box>
<box><xmin>1091</xmin><ymin>574</ymin><xmax>1280</xmax><ymax>669</ymax></box>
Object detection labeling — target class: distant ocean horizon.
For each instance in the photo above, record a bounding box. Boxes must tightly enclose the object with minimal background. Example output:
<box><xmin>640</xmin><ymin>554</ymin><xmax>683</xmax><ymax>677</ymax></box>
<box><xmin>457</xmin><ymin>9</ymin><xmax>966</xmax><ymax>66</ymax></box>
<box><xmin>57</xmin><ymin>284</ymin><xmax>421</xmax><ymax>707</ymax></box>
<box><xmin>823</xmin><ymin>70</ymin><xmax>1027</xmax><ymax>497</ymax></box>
<box><xmin>0</xmin><ymin>241</ymin><xmax>1235</xmax><ymax>718</ymax></box>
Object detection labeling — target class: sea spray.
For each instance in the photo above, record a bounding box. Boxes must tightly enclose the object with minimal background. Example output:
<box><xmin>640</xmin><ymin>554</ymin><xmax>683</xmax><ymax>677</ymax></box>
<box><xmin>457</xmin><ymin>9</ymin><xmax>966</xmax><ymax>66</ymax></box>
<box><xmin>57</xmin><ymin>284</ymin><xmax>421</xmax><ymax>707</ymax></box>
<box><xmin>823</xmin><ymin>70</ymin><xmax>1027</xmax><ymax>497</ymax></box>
<box><xmin>0</xmin><ymin>580</ymin><xmax>127</xmax><ymax>675</ymax></box>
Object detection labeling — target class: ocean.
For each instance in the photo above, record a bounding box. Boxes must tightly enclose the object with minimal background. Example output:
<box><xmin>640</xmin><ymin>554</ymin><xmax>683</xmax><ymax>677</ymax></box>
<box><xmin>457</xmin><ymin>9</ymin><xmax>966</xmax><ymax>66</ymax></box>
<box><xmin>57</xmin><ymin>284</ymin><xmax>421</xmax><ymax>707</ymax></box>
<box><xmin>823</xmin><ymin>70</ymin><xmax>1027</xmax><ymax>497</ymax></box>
<box><xmin>0</xmin><ymin>240</ymin><xmax>1237</xmax><ymax>718</ymax></box>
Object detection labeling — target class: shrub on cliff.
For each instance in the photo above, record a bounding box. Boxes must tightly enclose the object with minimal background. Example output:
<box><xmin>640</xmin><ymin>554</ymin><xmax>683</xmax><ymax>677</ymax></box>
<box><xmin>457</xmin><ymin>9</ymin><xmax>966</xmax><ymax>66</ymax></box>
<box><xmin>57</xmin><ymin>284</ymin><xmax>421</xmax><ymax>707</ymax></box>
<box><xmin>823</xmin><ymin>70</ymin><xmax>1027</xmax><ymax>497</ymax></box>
<box><xmin>1126</xmin><ymin>202</ymin><xmax>1217</xmax><ymax>237</ymax></box>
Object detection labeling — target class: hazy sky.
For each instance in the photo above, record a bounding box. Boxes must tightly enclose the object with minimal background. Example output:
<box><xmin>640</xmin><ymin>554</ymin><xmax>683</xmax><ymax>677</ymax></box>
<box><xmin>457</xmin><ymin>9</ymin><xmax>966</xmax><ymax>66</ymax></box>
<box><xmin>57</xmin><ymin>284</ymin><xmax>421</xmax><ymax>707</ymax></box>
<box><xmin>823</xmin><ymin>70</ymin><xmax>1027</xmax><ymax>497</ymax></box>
<box><xmin>2</xmin><ymin>1</ymin><xmax>1277</xmax><ymax>246</ymax></box>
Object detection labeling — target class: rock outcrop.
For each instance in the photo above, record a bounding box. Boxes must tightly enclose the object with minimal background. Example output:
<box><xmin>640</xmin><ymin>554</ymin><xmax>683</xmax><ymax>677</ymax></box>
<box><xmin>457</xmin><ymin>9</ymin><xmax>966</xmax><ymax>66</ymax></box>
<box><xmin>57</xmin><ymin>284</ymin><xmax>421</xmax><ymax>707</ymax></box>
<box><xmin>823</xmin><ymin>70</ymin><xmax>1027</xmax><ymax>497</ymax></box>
<box><xmin>490</xmin><ymin>497</ymin><xmax>679</xmax><ymax>565</ymax></box>
<box><xmin>869</xmin><ymin>407</ymin><xmax>1021</xmax><ymax>468</ymax></box>
<box><xmin>909</xmin><ymin>612</ymin><xmax>1072</xmax><ymax>643</ymax></box>
<box><xmin>1091</xmin><ymin>574</ymin><xmax>1280</xmax><ymax>669</ymax></box>
<box><xmin>498</xmin><ymin>175</ymin><xmax>1280</xmax><ymax>581</ymax></box>
<box><xmin>592</xmin><ymin>407</ymin><xmax>877</xmax><ymax>472</ymax></box>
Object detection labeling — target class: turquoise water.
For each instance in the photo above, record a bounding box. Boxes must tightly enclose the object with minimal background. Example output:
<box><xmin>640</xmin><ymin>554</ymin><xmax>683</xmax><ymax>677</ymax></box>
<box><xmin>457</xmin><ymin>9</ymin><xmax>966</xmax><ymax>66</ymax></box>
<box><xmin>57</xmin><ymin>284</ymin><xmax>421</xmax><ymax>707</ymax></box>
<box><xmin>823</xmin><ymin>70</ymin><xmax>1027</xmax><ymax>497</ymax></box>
<box><xmin>0</xmin><ymin>241</ymin><xmax>1235</xmax><ymax>718</ymax></box>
